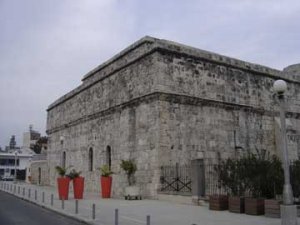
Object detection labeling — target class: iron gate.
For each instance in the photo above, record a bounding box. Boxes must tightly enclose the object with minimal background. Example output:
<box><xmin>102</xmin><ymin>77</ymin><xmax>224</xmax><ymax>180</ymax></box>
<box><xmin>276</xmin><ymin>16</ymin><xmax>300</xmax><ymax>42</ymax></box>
<box><xmin>159</xmin><ymin>163</ymin><xmax>191</xmax><ymax>195</ymax></box>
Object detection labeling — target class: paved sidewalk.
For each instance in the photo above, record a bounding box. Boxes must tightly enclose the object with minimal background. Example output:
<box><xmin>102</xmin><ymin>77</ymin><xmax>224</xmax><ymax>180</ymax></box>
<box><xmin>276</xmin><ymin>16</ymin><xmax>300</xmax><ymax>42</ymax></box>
<box><xmin>0</xmin><ymin>181</ymin><xmax>298</xmax><ymax>225</ymax></box>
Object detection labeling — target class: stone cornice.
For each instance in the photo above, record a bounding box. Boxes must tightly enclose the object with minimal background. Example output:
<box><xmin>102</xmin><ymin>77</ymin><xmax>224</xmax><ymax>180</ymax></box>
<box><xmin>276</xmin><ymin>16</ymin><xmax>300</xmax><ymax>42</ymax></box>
<box><xmin>82</xmin><ymin>36</ymin><xmax>283</xmax><ymax>82</ymax></box>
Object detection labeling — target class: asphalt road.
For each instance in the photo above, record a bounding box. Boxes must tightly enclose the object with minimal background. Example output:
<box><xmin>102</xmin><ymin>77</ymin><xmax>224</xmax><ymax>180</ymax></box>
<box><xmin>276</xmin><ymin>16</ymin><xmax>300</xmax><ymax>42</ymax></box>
<box><xmin>0</xmin><ymin>191</ymin><xmax>85</xmax><ymax>225</ymax></box>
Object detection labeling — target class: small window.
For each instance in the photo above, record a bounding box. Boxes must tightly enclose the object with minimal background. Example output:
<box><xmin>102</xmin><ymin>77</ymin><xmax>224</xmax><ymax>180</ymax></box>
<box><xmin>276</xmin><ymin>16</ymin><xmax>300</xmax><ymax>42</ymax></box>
<box><xmin>89</xmin><ymin>148</ymin><xmax>93</xmax><ymax>171</ymax></box>
<box><xmin>106</xmin><ymin>146</ymin><xmax>112</xmax><ymax>170</ymax></box>
<box><xmin>62</xmin><ymin>151</ymin><xmax>66</xmax><ymax>168</ymax></box>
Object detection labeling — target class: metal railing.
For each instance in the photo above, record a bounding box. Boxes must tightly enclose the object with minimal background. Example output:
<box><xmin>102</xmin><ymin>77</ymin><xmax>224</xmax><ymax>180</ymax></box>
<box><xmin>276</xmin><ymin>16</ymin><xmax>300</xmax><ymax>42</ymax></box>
<box><xmin>159</xmin><ymin>161</ymin><xmax>227</xmax><ymax>196</ymax></box>
<box><xmin>159</xmin><ymin>163</ymin><xmax>192</xmax><ymax>195</ymax></box>
<box><xmin>205</xmin><ymin>160</ymin><xmax>227</xmax><ymax>196</ymax></box>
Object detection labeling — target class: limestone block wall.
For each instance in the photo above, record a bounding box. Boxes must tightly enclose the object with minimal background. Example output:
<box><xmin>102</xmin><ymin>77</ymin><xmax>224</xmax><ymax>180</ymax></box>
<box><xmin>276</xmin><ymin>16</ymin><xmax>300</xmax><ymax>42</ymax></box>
<box><xmin>154</xmin><ymin>49</ymin><xmax>300</xmax><ymax>163</ymax></box>
<box><xmin>30</xmin><ymin>161</ymin><xmax>49</xmax><ymax>186</ymax></box>
<box><xmin>48</xmin><ymin>100</ymin><xmax>160</xmax><ymax>198</ymax></box>
<box><xmin>157</xmin><ymin>100</ymin><xmax>275</xmax><ymax>164</ymax></box>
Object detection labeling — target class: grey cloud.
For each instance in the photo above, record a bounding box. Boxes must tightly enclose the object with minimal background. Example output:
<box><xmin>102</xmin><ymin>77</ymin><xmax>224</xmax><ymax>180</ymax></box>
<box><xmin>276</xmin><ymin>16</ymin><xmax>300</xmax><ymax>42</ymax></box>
<box><xmin>0</xmin><ymin>0</ymin><xmax>299</xmax><ymax>147</ymax></box>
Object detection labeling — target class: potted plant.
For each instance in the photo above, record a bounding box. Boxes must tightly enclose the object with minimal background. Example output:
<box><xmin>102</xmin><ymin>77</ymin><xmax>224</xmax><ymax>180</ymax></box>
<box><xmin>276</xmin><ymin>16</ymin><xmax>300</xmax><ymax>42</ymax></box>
<box><xmin>99</xmin><ymin>165</ymin><xmax>113</xmax><ymax>198</ymax></box>
<box><xmin>55</xmin><ymin>166</ymin><xmax>71</xmax><ymax>200</ymax></box>
<box><xmin>68</xmin><ymin>169</ymin><xmax>84</xmax><ymax>199</ymax></box>
<box><xmin>290</xmin><ymin>159</ymin><xmax>300</xmax><ymax>216</ymax></box>
<box><xmin>209</xmin><ymin>163</ymin><xmax>228</xmax><ymax>211</ymax></box>
<box><xmin>244</xmin><ymin>150</ymin><xmax>279</xmax><ymax>216</ymax></box>
<box><xmin>218</xmin><ymin>158</ymin><xmax>247</xmax><ymax>213</ymax></box>
<box><xmin>243</xmin><ymin>152</ymin><xmax>265</xmax><ymax>215</ymax></box>
<box><xmin>120</xmin><ymin>159</ymin><xmax>141</xmax><ymax>200</ymax></box>
<box><xmin>291</xmin><ymin>159</ymin><xmax>300</xmax><ymax>199</ymax></box>
<box><xmin>264</xmin><ymin>156</ymin><xmax>284</xmax><ymax>218</ymax></box>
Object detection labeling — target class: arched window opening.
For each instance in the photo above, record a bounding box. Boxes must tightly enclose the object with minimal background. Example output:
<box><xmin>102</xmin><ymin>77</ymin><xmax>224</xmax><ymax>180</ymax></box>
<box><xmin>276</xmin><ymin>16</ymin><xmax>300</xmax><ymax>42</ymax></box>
<box><xmin>106</xmin><ymin>146</ymin><xmax>111</xmax><ymax>170</ymax></box>
<box><xmin>38</xmin><ymin>167</ymin><xmax>41</xmax><ymax>185</ymax></box>
<box><xmin>62</xmin><ymin>151</ymin><xmax>66</xmax><ymax>168</ymax></box>
<box><xmin>89</xmin><ymin>148</ymin><xmax>93</xmax><ymax>171</ymax></box>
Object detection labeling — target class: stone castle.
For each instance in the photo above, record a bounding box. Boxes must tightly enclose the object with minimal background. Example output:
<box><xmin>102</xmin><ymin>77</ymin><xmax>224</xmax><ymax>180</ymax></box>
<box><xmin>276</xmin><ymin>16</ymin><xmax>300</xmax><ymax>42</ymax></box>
<box><xmin>46</xmin><ymin>36</ymin><xmax>300</xmax><ymax>198</ymax></box>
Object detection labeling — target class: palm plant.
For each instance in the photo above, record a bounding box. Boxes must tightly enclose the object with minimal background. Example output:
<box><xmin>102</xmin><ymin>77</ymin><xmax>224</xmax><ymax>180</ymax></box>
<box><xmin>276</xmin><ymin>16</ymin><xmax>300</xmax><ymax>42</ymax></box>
<box><xmin>55</xmin><ymin>166</ymin><xmax>71</xmax><ymax>177</ymax></box>
<box><xmin>67</xmin><ymin>169</ymin><xmax>82</xmax><ymax>179</ymax></box>
<box><xmin>99</xmin><ymin>165</ymin><xmax>113</xmax><ymax>177</ymax></box>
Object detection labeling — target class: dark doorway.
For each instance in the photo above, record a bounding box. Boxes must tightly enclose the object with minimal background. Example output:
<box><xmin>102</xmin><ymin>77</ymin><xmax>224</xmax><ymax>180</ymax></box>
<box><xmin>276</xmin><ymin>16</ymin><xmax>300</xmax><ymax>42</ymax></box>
<box><xmin>89</xmin><ymin>148</ymin><xmax>93</xmax><ymax>171</ymax></box>
<box><xmin>38</xmin><ymin>167</ymin><xmax>41</xmax><ymax>185</ymax></box>
<box><xmin>191</xmin><ymin>159</ymin><xmax>205</xmax><ymax>198</ymax></box>
<box><xmin>106</xmin><ymin>146</ymin><xmax>111</xmax><ymax>170</ymax></box>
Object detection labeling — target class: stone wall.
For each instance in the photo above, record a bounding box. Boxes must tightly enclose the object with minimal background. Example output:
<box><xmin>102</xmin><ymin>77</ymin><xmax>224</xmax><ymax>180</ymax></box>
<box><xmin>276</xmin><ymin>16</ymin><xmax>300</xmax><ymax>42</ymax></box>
<box><xmin>47</xmin><ymin>53</ymin><xmax>159</xmax><ymax>132</ymax></box>
<box><xmin>47</xmin><ymin>36</ymin><xmax>300</xmax><ymax>198</ymax></box>
<box><xmin>30</xmin><ymin>161</ymin><xmax>49</xmax><ymax>186</ymax></box>
<box><xmin>47</xmin><ymin>100</ymin><xmax>160</xmax><ymax>197</ymax></box>
<box><xmin>154</xmin><ymin>50</ymin><xmax>300</xmax><ymax>163</ymax></box>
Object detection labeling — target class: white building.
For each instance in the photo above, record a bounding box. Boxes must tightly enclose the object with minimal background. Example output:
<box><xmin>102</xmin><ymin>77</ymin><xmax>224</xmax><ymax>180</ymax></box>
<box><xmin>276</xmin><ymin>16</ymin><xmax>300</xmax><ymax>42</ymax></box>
<box><xmin>0</xmin><ymin>126</ymin><xmax>40</xmax><ymax>181</ymax></box>
<box><xmin>0</xmin><ymin>148</ymin><xmax>34</xmax><ymax>180</ymax></box>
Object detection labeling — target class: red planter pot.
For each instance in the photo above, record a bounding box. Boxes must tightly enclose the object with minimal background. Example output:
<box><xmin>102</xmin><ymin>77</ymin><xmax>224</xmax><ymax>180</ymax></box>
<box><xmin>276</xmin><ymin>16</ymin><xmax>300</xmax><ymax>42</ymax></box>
<box><xmin>101</xmin><ymin>176</ymin><xmax>112</xmax><ymax>198</ymax></box>
<box><xmin>73</xmin><ymin>177</ymin><xmax>84</xmax><ymax>199</ymax></box>
<box><xmin>57</xmin><ymin>177</ymin><xmax>70</xmax><ymax>200</ymax></box>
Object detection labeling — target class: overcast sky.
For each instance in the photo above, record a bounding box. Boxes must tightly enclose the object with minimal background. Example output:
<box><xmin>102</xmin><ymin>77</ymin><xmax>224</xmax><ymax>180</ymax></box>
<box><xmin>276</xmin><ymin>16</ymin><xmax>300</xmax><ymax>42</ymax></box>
<box><xmin>0</xmin><ymin>0</ymin><xmax>299</xmax><ymax>148</ymax></box>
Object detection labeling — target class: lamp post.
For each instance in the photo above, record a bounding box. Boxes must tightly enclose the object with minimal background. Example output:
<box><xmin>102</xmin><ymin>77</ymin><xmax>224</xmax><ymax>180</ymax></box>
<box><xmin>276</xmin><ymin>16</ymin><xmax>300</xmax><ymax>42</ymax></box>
<box><xmin>273</xmin><ymin>79</ymin><xmax>298</xmax><ymax>225</ymax></box>
<box><xmin>14</xmin><ymin>151</ymin><xmax>18</xmax><ymax>183</ymax></box>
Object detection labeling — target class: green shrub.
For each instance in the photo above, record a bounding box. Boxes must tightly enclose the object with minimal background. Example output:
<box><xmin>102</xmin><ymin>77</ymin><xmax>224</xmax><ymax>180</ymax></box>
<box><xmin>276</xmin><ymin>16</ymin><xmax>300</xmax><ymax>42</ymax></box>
<box><xmin>216</xmin><ymin>158</ymin><xmax>248</xmax><ymax>196</ymax></box>
<box><xmin>120</xmin><ymin>160</ymin><xmax>137</xmax><ymax>186</ymax></box>
<box><xmin>217</xmin><ymin>152</ymin><xmax>284</xmax><ymax>199</ymax></box>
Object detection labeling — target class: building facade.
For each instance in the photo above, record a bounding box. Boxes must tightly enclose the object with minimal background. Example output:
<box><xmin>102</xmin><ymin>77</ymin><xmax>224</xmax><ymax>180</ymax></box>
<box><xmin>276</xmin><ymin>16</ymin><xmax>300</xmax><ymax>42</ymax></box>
<box><xmin>0</xmin><ymin>127</ymin><xmax>45</xmax><ymax>182</ymax></box>
<box><xmin>46</xmin><ymin>37</ymin><xmax>300</xmax><ymax>198</ymax></box>
<box><xmin>0</xmin><ymin>148</ymin><xmax>34</xmax><ymax>181</ymax></box>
